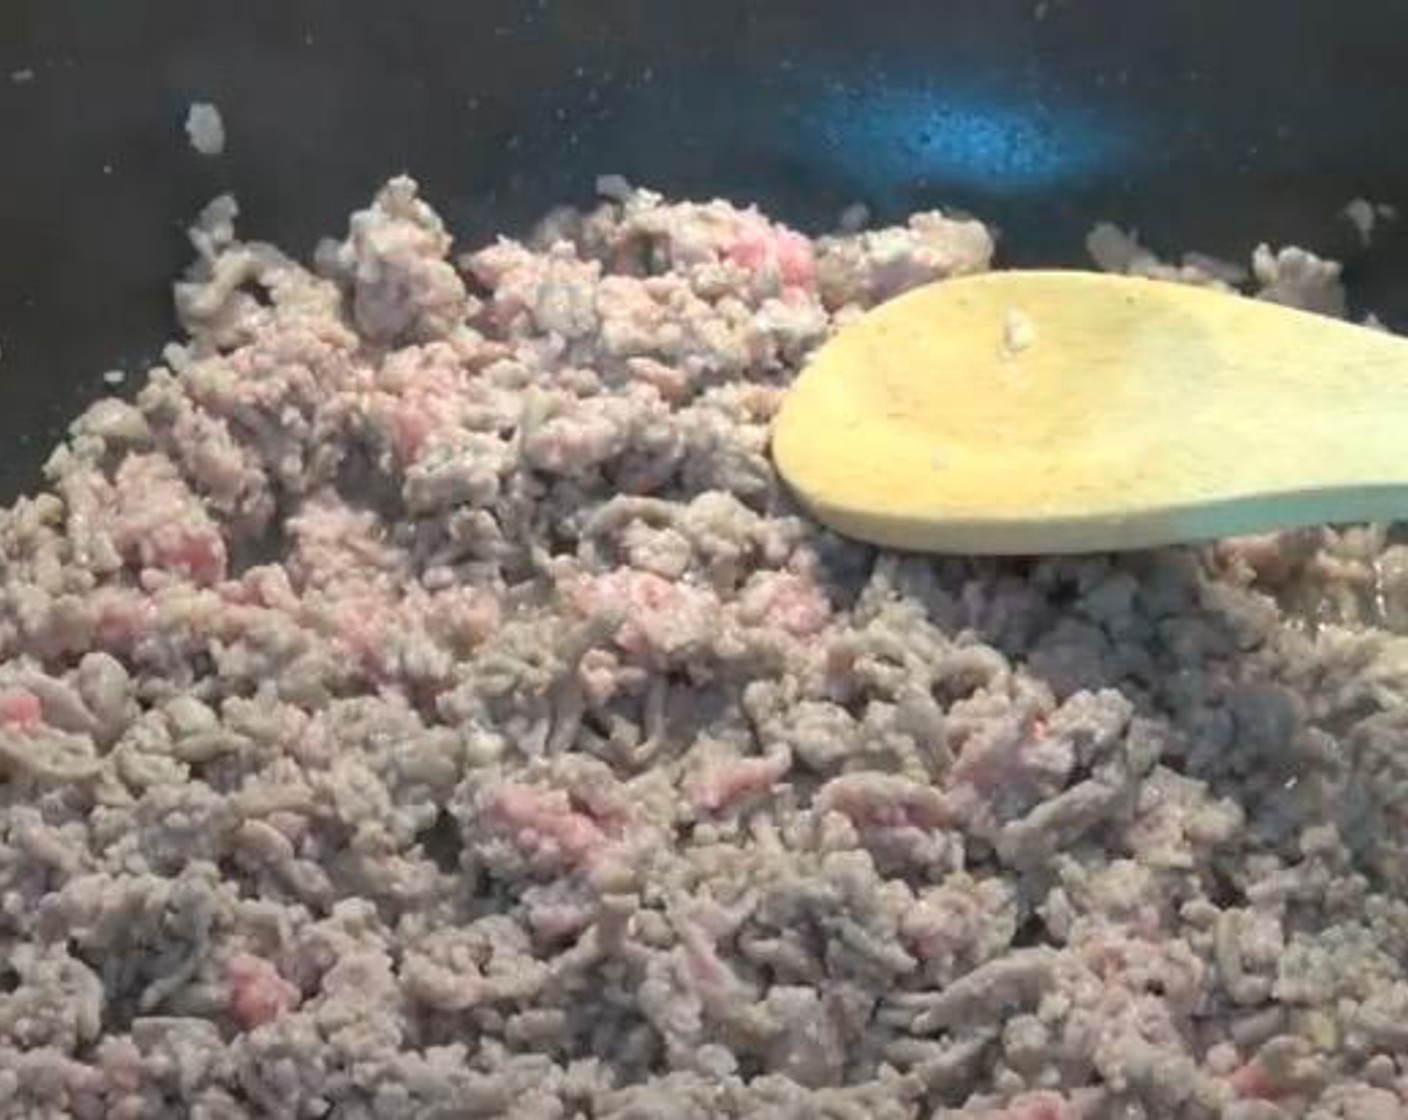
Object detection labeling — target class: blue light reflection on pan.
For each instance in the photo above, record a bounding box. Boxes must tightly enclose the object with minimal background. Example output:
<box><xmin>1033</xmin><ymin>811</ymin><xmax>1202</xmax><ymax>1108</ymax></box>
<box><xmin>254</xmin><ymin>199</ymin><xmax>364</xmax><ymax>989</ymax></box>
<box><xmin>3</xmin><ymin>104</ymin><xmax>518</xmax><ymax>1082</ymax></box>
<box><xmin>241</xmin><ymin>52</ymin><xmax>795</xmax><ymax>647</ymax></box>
<box><xmin>798</xmin><ymin>85</ymin><xmax>1138</xmax><ymax>198</ymax></box>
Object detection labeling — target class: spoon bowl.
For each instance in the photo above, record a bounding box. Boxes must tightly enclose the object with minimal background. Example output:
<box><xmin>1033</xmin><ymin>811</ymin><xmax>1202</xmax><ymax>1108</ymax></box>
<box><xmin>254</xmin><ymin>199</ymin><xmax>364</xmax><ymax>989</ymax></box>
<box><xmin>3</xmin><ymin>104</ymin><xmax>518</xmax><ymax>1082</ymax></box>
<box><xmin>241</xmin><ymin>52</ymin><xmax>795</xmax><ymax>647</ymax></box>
<box><xmin>772</xmin><ymin>271</ymin><xmax>1408</xmax><ymax>554</ymax></box>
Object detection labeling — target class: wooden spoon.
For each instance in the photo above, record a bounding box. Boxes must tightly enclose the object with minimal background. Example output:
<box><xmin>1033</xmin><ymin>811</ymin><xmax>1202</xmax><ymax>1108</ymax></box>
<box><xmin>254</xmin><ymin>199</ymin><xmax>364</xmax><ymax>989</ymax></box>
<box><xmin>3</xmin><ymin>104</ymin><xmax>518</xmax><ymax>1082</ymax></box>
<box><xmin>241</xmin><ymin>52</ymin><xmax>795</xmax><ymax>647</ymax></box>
<box><xmin>772</xmin><ymin>270</ymin><xmax>1408</xmax><ymax>555</ymax></box>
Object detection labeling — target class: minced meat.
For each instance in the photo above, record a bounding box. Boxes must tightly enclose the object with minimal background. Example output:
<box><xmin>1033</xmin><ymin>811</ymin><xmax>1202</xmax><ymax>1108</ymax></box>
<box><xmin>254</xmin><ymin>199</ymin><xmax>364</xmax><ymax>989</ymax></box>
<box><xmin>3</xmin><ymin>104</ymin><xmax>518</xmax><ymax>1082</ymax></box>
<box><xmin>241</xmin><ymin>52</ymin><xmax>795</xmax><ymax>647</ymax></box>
<box><xmin>184</xmin><ymin>102</ymin><xmax>226</xmax><ymax>158</ymax></box>
<box><xmin>2</xmin><ymin>175</ymin><xmax>1408</xmax><ymax>1118</ymax></box>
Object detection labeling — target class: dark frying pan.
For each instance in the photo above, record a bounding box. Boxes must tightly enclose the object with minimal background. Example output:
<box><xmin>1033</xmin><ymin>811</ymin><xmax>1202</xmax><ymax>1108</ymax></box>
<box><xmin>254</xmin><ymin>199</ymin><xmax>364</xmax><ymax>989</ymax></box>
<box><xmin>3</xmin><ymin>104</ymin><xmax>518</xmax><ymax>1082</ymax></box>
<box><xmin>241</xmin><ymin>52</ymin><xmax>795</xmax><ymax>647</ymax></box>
<box><xmin>3</xmin><ymin>0</ymin><xmax>1407</xmax><ymax>501</ymax></box>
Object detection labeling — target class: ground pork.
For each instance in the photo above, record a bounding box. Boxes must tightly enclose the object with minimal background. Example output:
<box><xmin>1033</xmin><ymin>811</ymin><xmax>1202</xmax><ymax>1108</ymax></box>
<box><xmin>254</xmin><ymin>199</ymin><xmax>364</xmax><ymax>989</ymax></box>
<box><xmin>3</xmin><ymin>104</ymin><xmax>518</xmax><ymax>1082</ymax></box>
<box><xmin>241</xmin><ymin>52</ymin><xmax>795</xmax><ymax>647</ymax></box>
<box><xmin>2</xmin><ymin>173</ymin><xmax>1407</xmax><ymax>1118</ymax></box>
<box><xmin>184</xmin><ymin>102</ymin><xmax>226</xmax><ymax>158</ymax></box>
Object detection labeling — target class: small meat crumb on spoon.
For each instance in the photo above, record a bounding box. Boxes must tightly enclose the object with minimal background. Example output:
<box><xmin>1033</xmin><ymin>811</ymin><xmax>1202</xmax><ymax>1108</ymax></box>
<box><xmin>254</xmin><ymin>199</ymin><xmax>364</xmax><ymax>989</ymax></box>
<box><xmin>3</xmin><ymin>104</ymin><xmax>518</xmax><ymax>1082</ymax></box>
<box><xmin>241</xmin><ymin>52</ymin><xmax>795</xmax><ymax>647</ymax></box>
<box><xmin>1001</xmin><ymin>308</ymin><xmax>1037</xmax><ymax>358</ymax></box>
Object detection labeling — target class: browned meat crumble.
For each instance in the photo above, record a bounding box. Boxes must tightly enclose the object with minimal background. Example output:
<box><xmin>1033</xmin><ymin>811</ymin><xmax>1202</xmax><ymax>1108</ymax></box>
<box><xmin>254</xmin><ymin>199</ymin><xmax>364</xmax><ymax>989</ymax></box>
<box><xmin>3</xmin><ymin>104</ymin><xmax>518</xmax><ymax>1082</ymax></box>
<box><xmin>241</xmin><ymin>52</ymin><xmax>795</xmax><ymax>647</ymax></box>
<box><xmin>3</xmin><ymin>177</ymin><xmax>1407</xmax><ymax>1119</ymax></box>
